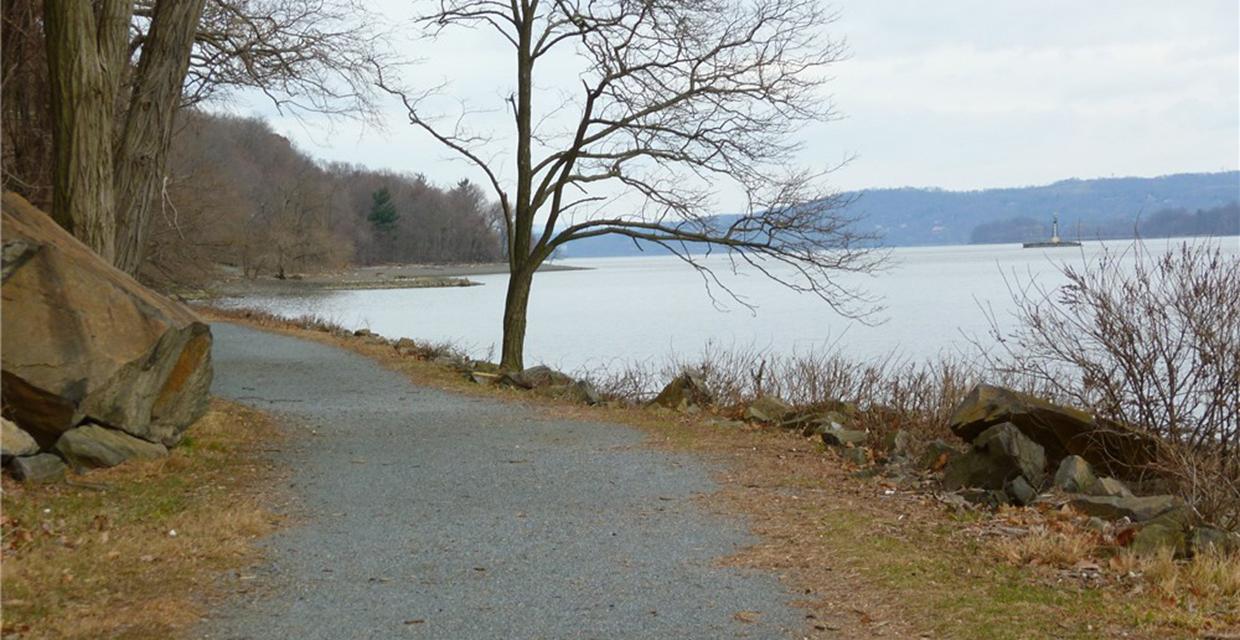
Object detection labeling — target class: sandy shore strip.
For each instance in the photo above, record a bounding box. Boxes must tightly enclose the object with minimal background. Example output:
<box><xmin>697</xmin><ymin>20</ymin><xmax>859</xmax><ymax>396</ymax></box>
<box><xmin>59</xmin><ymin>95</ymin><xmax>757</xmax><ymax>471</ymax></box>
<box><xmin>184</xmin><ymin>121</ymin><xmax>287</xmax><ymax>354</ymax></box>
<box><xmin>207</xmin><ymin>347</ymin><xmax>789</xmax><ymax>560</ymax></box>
<box><xmin>195</xmin><ymin>261</ymin><xmax>588</xmax><ymax>298</ymax></box>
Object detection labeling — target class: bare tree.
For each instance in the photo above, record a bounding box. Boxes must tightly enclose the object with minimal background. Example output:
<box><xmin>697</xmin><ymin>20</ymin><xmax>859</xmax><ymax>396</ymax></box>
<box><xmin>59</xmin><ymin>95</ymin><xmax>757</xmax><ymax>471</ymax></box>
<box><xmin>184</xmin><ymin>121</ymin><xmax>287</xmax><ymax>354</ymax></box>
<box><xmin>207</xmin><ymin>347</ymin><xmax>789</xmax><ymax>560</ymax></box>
<box><xmin>185</xmin><ymin>0</ymin><xmax>388</xmax><ymax>118</ymax></box>
<box><xmin>384</xmin><ymin>0</ymin><xmax>881</xmax><ymax>371</ymax></box>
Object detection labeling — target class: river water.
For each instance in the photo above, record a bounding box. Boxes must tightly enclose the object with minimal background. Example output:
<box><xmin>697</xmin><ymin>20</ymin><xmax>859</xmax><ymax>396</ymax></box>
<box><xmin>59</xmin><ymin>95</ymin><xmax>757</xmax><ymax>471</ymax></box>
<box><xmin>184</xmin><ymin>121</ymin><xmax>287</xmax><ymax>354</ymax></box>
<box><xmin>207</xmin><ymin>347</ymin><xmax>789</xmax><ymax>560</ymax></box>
<box><xmin>219</xmin><ymin>238</ymin><xmax>1238</xmax><ymax>374</ymax></box>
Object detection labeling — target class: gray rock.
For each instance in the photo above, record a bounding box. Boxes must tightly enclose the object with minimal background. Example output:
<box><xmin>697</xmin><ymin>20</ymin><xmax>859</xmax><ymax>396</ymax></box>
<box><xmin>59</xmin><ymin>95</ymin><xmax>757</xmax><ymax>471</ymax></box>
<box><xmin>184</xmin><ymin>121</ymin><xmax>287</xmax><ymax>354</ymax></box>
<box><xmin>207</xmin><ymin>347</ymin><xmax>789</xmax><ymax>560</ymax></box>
<box><xmin>393</xmin><ymin>337</ymin><xmax>420</xmax><ymax>356</ymax></box>
<box><xmin>538</xmin><ymin>381</ymin><xmax>602</xmax><ymax>406</ymax></box>
<box><xmin>353</xmin><ymin>328</ymin><xmax>374</xmax><ymax>337</ymax></box>
<box><xmin>917</xmin><ymin>439</ymin><xmax>961</xmax><ymax>471</ymax></box>
<box><xmin>469</xmin><ymin>371</ymin><xmax>500</xmax><ymax>385</ymax></box>
<box><xmin>1086</xmin><ymin>476</ymin><xmax>1133</xmax><ymax>498</ymax></box>
<box><xmin>1005</xmin><ymin>476</ymin><xmax>1038</xmax><ymax>506</ymax></box>
<box><xmin>745</xmin><ymin>396</ymin><xmax>793</xmax><ymax>424</ymax></box>
<box><xmin>2</xmin><ymin>417</ymin><xmax>39</xmax><ymax>459</ymax></box>
<box><xmin>1130</xmin><ymin>509</ymin><xmax>1192</xmax><ymax>557</ymax></box>
<box><xmin>942</xmin><ymin>422</ymin><xmax>1045</xmax><ymax>491</ymax></box>
<box><xmin>8</xmin><ymin>453</ymin><xmax>66</xmax><ymax>483</ymax></box>
<box><xmin>840</xmin><ymin>447</ymin><xmax>868</xmax><ymax>466</ymax></box>
<box><xmin>886</xmin><ymin>430</ymin><xmax>913</xmax><ymax>460</ymax></box>
<box><xmin>1190</xmin><ymin>527</ymin><xmax>1240</xmax><ymax>556</ymax></box>
<box><xmin>1053</xmin><ymin>455</ymin><xmax>1097</xmax><ymax>493</ymax></box>
<box><xmin>1068</xmin><ymin>494</ymin><xmax>1186</xmax><ymax>523</ymax></box>
<box><xmin>650</xmin><ymin>371</ymin><xmax>713</xmax><ymax>412</ymax></box>
<box><xmin>960</xmin><ymin>488</ymin><xmax>1009</xmax><ymax>508</ymax></box>
<box><xmin>821</xmin><ymin>428</ymin><xmax>867</xmax><ymax>447</ymax></box>
<box><xmin>974</xmin><ymin>422</ymin><xmax>1047</xmax><ymax>487</ymax></box>
<box><xmin>55</xmin><ymin>423</ymin><xmax>168</xmax><ymax>470</ymax></box>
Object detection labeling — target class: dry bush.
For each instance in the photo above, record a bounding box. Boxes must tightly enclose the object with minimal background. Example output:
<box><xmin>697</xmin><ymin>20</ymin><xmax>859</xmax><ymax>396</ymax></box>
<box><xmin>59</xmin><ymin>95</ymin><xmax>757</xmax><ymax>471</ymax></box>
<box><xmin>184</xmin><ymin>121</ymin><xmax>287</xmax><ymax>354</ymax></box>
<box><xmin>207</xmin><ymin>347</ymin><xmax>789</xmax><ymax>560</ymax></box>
<box><xmin>993</xmin><ymin>528</ymin><xmax>1102</xmax><ymax>567</ymax></box>
<box><xmin>983</xmin><ymin>241</ymin><xmax>1240</xmax><ymax>529</ymax></box>
<box><xmin>588</xmin><ymin>343</ymin><xmax>980</xmax><ymax>451</ymax></box>
<box><xmin>1111</xmin><ymin>547</ymin><xmax>1240</xmax><ymax>622</ymax></box>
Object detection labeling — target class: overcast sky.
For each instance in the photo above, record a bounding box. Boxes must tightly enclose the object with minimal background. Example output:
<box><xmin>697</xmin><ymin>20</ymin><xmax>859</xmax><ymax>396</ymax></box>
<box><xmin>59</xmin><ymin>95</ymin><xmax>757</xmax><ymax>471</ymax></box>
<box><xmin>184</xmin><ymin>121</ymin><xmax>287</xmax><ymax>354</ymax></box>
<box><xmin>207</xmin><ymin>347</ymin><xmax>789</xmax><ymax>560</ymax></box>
<box><xmin>228</xmin><ymin>0</ymin><xmax>1239</xmax><ymax>203</ymax></box>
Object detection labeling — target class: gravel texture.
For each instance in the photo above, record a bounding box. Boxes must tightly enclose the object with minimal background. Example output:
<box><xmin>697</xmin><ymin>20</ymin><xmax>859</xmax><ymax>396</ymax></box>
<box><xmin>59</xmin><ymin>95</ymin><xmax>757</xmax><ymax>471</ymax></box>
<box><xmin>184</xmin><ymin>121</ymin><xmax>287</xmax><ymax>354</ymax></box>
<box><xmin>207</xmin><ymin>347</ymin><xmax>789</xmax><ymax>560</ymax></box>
<box><xmin>204</xmin><ymin>323</ymin><xmax>801</xmax><ymax>639</ymax></box>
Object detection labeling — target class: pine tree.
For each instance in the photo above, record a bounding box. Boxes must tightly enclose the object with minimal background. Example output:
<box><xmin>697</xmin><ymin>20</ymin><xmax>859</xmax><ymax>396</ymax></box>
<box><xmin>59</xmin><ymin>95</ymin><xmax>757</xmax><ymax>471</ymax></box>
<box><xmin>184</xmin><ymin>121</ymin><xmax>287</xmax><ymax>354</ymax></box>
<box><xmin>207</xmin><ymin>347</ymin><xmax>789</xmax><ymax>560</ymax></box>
<box><xmin>367</xmin><ymin>187</ymin><xmax>399</xmax><ymax>233</ymax></box>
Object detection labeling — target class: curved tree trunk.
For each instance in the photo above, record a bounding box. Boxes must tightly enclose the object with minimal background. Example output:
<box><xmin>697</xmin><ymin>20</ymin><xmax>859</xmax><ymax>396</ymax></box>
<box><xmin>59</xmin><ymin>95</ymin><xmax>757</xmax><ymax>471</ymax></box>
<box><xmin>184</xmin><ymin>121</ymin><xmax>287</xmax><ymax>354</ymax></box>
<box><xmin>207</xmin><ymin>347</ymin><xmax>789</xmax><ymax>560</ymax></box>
<box><xmin>43</xmin><ymin>0</ymin><xmax>131</xmax><ymax>263</ymax></box>
<box><xmin>113</xmin><ymin>0</ymin><xmax>207</xmax><ymax>275</ymax></box>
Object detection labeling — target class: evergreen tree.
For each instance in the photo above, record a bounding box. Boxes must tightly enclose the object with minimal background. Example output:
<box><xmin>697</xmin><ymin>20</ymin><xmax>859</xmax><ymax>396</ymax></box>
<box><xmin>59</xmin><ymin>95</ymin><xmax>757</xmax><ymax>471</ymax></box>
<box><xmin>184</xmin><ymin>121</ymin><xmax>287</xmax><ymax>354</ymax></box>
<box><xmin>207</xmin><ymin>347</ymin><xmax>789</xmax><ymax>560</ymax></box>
<box><xmin>368</xmin><ymin>187</ymin><xmax>399</xmax><ymax>233</ymax></box>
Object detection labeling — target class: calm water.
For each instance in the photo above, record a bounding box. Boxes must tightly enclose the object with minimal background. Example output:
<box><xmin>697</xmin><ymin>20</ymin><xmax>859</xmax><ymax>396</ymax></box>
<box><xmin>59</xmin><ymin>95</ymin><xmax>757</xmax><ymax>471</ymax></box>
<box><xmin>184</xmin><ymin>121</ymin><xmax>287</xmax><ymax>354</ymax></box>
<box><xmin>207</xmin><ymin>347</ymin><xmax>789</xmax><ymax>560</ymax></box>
<box><xmin>220</xmin><ymin>238</ymin><xmax>1239</xmax><ymax>374</ymax></box>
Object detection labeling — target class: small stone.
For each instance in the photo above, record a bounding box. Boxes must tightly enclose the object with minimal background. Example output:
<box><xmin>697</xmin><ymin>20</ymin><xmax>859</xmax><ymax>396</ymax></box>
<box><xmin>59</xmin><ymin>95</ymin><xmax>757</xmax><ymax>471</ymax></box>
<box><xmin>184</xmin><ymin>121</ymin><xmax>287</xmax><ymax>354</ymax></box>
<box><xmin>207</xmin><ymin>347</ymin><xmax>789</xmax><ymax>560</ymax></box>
<box><xmin>353</xmin><ymin>328</ymin><xmax>373</xmax><ymax>337</ymax></box>
<box><xmin>1053</xmin><ymin>455</ymin><xmax>1097</xmax><ymax>493</ymax></box>
<box><xmin>1005</xmin><ymin>476</ymin><xmax>1038</xmax><ymax>506</ymax></box>
<box><xmin>469</xmin><ymin>372</ymin><xmax>500</xmax><ymax>385</ymax></box>
<box><xmin>55</xmin><ymin>424</ymin><xmax>168</xmax><ymax>470</ymax></box>
<box><xmin>917</xmin><ymin>439</ymin><xmax>961</xmax><ymax>471</ymax></box>
<box><xmin>1190</xmin><ymin>527</ymin><xmax>1240</xmax><ymax>556</ymax></box>
<box><xmin>1086</xmin><ymin>476</ymin><xmax>1133</xmax><ymax>498</ymax></box>
<box><xmin>841</xmin><ymin>447</ymin><xmax>868</xmax><ymax>466</ymax></box>
<box><xmin>2</xmin><ymin>417</ymin><xmax>40</xmax><ymax>459</ymax></box>
<box><xmin>821</xmin><ymin>428</ymin><xmax>867</xmax><ymax>447</ymax></box>
<box><xmin>745</xmin><ymin>396</ymin><xmax>793</xmax><ymax>424</ymax></box>
<box><xmin>650</xmin><ymin>372</ymin><xmax>713</xmax><ymax>412</ymax></box>
<box><xmin>8</xmin><ymin>453</ymin><xmax>66</xmax><ymax>483</ymax></box>
<box><xmin>1069</xmin><ymin>494</ymin><xmax>1186</xmax><ymax>523</ymax></box>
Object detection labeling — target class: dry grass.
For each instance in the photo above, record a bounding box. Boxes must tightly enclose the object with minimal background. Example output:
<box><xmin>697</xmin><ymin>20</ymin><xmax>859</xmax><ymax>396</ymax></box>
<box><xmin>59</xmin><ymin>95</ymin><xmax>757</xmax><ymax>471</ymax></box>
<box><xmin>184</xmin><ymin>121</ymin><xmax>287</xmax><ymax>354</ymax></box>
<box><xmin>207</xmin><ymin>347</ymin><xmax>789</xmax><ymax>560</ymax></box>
<box><xmin>199</xmin><ymin>309</ymin><xmax>1240</xmax><ymax>639</ymax></box>
<box><xmin>0</xmin><ymin>400</ymin><xmax>283</xmax><ymax>640</ymax></box>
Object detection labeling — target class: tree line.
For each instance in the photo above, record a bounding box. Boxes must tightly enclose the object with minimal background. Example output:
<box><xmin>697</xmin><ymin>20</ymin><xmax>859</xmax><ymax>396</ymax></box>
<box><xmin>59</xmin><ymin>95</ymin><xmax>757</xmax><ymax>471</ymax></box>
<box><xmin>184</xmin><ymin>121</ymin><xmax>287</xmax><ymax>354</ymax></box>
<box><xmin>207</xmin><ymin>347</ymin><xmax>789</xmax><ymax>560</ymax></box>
<box><xmin>1</xmin><ymin>0</ymin><xmax>502</xmax><ymax>286</ymax></box>
<box><xmin>969</xmin><ymin>202</ymin><xmax>1240</xmax><ymax>244</ymax></box>
<box><xmin>141</xmin><ymin>110</ymin><xmax>504</xmax><ymax>286</ymax></box>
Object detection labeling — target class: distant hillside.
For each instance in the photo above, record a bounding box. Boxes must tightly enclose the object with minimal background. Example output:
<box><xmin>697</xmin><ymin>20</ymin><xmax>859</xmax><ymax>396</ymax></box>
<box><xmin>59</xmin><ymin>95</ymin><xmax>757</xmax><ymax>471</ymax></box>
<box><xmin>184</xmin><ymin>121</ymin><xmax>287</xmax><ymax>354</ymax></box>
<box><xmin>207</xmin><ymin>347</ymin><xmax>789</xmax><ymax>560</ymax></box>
<box><xmin>558</xmin><ymin>172</ymin><xmax>1239</xmax><ymax>257</ymax></box>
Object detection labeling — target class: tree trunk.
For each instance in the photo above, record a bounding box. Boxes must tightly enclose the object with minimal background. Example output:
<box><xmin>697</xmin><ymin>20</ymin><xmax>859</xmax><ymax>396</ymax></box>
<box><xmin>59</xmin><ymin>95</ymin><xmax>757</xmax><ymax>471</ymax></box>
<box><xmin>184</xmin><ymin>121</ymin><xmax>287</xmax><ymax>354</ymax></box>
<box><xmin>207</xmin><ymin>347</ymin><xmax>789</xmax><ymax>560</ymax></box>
<box><xmin>113</xmin><ymin>0</ymin><xmax>207</xmax><ymax>275</ymax></box>
<box><xmin>500</xmin><ymin>265</ymin><xmax>535</xmax><ymax>371</ymax></box>
<box><xmin>43</xmin><ymin>0</ymin><xmax>131</xmax><ymax>262</ymax></box>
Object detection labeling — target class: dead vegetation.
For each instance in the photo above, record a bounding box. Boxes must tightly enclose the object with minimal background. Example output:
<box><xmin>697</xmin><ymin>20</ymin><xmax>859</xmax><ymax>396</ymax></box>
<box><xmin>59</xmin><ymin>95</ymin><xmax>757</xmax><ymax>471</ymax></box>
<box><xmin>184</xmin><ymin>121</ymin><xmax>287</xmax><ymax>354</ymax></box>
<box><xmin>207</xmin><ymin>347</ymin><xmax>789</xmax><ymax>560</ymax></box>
<box><xmin>0</xmin><ymin>400</ymin><xmax>283</xmax><ymax>640</ymax></box>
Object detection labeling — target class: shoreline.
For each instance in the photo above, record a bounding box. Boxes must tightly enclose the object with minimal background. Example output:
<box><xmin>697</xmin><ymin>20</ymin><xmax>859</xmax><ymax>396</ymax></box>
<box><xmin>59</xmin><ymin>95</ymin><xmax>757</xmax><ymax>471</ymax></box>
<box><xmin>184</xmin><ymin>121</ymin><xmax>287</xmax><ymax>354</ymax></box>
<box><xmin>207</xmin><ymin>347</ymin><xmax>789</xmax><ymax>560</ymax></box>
<box><xmin>183</xmin><ymin>261</ymin><xmax>588</xmax><ymax>299</ymax></box>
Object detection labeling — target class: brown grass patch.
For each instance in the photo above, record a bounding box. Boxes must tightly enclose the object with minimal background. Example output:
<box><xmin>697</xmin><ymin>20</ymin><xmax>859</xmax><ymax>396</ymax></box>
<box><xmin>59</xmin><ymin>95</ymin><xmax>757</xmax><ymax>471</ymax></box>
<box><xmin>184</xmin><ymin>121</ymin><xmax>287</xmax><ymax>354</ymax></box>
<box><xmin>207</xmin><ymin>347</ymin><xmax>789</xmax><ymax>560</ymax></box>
<box><xmin>1</xmin><ymin>400</ymin><xmax>284</xmax><ymax>640</ymax></box>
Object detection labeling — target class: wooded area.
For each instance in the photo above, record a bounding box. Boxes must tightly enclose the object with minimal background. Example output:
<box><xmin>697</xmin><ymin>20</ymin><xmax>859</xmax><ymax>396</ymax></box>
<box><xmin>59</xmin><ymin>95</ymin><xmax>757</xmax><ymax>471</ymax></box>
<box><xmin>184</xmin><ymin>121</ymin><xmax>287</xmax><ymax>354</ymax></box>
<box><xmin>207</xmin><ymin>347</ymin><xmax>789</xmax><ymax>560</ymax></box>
<box><xmin>1</xmin><ymin>0</ymin><xmax>504</xmax><ymax>287</ymax></box>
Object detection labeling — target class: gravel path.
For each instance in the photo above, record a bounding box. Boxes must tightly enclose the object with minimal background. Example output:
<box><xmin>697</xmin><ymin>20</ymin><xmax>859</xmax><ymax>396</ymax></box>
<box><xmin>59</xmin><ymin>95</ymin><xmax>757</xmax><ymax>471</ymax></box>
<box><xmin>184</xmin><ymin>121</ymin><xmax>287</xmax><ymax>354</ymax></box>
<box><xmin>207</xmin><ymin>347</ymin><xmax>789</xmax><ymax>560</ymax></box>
<box><xmin>204</xmin><ymin>323</ymin><xmax>801</xmax><ymax>639</ymax></box>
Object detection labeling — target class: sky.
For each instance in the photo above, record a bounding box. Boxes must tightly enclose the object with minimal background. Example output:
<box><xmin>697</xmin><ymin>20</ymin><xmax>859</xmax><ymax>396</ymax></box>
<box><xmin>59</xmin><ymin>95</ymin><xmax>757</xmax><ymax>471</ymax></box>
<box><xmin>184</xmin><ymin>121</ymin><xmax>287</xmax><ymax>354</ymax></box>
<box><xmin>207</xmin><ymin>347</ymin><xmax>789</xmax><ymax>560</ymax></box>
<box><xmin>226</xmin><ymin>0</ymin><xmax>1239</xmax><ymax>207</ymax></box>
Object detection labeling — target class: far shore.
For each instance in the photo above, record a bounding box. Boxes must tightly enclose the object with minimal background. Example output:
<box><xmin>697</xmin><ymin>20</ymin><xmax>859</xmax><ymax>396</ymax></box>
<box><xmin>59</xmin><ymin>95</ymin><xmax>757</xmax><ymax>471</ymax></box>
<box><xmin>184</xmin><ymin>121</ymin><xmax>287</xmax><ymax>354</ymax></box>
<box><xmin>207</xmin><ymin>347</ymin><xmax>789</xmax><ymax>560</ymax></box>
<box><xmin>185</xmin><ymin>261</ymin><xmax>588</xmax><ymax>299</ymax></box>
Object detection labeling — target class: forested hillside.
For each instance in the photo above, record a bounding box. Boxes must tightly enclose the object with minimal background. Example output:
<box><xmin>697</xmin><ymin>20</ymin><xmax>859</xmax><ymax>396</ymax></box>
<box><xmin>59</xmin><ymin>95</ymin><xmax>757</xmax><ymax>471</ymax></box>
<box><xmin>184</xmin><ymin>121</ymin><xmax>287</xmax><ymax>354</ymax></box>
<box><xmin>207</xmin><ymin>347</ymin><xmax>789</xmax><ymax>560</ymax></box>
<box><xmin>142</xmin><ymin>111</ymin><xmax>504</xmax><ymax>285</ymax></box>
<box><xmin>561</xmin><ymin>172</ymin><xmax>1240</xmax><ymax>256</ymax></box>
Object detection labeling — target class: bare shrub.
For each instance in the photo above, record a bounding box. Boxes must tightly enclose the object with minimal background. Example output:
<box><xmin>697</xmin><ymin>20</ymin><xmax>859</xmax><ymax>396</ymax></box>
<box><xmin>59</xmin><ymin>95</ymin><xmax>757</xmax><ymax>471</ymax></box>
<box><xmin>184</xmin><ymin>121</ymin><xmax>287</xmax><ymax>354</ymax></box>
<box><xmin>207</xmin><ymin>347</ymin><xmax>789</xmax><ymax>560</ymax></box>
<box><xmin>588</xmin><ymin>343</ymin><xmax>980</xmax><ymax>451</ymax></box>
<box><xmin>982</xmin><ymin>241</ymin><xmax>1240</xmax><ymax>528</ymax></box>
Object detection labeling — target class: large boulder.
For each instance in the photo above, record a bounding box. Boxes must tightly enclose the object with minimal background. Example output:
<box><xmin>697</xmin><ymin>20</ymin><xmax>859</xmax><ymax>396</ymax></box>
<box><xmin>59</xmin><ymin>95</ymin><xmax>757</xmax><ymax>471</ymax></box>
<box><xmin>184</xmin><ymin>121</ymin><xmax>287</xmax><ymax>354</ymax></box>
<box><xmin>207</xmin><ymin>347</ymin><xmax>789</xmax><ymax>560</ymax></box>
<box><xmin>1</xmin><ymin>193</ymin><xmax>212</xmax><ymax>448</ymax></box>
<box><xmin>942</xmin><ymin>422</ymin><xmax>1046</xmax><ymax>492</ymax></box>
<box><xmin>948</xmin><ymin>384</ymin><xmax>1156</xmax><ymax>476</ymax></box>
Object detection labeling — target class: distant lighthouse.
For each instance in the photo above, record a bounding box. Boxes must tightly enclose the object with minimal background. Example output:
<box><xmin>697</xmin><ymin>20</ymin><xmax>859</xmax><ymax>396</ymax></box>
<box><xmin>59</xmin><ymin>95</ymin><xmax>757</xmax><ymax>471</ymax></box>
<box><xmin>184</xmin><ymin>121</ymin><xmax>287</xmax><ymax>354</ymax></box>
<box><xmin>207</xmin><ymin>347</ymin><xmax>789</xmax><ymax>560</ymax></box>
<box><xmin>1023</xmin><ymin>214</ymin><xmax>1081</xmax><ymax>248</ymax></box>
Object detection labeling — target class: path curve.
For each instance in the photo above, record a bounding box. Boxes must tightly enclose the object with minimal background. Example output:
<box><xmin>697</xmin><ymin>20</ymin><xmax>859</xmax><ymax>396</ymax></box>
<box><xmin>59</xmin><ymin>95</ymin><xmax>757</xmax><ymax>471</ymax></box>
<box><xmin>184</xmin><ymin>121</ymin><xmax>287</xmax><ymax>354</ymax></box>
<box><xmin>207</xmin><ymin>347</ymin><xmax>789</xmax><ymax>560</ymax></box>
<box><xmin>204</xmin><ymin>323</ymin><xmax>800</xmax><ymax>639</ymax></box>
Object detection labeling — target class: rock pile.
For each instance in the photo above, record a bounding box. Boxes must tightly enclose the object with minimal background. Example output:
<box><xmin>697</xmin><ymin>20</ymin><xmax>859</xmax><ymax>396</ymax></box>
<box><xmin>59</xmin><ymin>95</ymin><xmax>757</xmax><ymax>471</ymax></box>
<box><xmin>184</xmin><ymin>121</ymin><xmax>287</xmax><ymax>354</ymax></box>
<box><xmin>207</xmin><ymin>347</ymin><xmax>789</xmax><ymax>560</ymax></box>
<box><xmin>2</xmin><ymin>193</ymin><xmax>213</xmax><ymax>481</ymax></box>
<box><xmin>936</xmin><ymin>383</ymin><xmax>1232</xmax><ymax>556</ymax></box>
